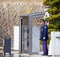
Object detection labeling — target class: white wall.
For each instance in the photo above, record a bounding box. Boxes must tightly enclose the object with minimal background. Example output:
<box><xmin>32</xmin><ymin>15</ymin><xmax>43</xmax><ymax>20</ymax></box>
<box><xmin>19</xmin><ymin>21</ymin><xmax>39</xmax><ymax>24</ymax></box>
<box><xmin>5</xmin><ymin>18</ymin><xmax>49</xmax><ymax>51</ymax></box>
<box><xmin>14</xmin><ymin>26</ymin><xmax>19</xmax><ymax>50</ymax></box>
<box><xmin>49</xmin><ymin>32</ymin><xmax>60</xmax><ymax>55</ymax></box>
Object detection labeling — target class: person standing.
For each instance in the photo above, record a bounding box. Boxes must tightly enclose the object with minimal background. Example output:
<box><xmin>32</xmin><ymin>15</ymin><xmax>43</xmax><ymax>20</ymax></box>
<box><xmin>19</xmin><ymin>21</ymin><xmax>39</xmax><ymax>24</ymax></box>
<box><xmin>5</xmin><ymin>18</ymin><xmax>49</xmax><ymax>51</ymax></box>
<box><xmin>39</xmin><ymin>19</ymin><xmax>48</xmax><ymax>55</ymax></box>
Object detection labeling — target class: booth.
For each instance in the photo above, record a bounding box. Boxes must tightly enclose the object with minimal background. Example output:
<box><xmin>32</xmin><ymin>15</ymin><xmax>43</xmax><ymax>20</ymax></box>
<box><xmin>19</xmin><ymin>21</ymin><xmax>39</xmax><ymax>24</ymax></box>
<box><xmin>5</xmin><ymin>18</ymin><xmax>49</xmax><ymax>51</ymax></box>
<box><xmin>20</xmin><ymin>12</ymin><xmax>45</xmax><ymax>54</ymax></box>
<box><xmin>49</xmin><ymin>32</ymin><xmax>60</xmax><ymax>55</ymax></box>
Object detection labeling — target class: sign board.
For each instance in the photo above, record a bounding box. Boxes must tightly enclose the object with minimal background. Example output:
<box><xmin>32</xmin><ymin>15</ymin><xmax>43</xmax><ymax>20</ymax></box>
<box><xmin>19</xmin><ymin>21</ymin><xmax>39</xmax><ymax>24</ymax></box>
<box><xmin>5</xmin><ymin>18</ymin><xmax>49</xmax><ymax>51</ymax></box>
<box><xmin>4</xmin><ymin>37</ymin><xmax>11</xmax><ymax>57</ymax></box>
<box><xmin>49</xmin><ymin>32</ymin><xmax>60</xmax><ymax>55</ymax></box>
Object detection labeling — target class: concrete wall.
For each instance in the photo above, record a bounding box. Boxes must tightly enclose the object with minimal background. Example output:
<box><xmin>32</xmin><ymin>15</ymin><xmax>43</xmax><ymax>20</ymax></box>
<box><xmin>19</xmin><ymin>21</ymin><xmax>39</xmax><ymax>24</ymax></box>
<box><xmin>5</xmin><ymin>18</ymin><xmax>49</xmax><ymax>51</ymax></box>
<box><xmin>0</xmin><ymin>0</ymin><xmax>44</xmax><ymax>48</ymax></box>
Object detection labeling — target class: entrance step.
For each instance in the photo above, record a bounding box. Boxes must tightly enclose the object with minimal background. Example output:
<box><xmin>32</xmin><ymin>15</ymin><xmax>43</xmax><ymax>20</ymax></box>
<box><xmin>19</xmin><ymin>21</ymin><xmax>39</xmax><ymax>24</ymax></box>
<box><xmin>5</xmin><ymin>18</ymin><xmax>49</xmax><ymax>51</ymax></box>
<box><xmin>20</xmin><ymin>54</ymin><xmax>29</xmax><ymax>57</ymax></box>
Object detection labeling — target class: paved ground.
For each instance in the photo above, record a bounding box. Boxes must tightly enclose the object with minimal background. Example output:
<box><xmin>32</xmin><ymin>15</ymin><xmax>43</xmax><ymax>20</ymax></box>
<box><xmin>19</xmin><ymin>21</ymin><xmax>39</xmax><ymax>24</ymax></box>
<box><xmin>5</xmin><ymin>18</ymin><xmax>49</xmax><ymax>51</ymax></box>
<box><xmin>0</xmin><ymin>52</ymin><xmax>60</xmax><ymax>57</ymax></box>
<box><xmin>30</xmin><ymin>55</ymin><xmax>51</xmax><ymax>57</ymax></box>
<box><xmin>20</xmin><ymin>53</ymin><xmax>51</xmax><ymax>57</ymax></box>
<box><xmin>0</xmin><ymin>53</ymin><xmax>60</xmax><ymax>57</ymax></box>
<box><xmin>19</xmin><ymin>53</ymin><xmax>60</xmax><ymax>57</ymax></box>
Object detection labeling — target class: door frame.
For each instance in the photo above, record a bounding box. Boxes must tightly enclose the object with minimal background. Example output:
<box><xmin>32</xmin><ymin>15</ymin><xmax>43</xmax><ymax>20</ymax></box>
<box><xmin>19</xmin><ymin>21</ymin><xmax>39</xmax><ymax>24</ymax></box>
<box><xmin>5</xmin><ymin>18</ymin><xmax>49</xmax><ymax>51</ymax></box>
<box><xmin>20</xmin><ymin>12</ymin><xmax>45</xmax><ymax>54</ymax></box>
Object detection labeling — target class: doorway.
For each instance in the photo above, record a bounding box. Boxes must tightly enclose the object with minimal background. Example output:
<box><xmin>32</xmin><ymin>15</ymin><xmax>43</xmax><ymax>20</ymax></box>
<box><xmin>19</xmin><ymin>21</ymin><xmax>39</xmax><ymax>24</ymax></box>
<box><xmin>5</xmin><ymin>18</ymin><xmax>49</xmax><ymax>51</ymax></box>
<box><xmin>20</xmin><ymin>12</ymin><xmax>45</xmax><ymax>54</ymax></box>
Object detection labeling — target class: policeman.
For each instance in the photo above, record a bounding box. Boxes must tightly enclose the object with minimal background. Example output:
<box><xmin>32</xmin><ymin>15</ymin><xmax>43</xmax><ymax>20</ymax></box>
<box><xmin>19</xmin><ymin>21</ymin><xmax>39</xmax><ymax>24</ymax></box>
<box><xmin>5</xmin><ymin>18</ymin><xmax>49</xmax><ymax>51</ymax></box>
<box><xmin>39</xmin><ymin>19</ymin><xmax>48</xmax><ymax>55</ymax></box>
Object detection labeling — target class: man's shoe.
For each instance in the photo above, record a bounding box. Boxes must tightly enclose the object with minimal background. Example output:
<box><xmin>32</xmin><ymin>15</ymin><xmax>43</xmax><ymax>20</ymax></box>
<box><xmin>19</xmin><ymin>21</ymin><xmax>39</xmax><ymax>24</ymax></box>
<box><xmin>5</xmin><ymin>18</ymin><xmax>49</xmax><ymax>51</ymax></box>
<box><xmin>42</xmin><ymin>54</ymin><xmax>48</xmax><ymax>56</ymax></box>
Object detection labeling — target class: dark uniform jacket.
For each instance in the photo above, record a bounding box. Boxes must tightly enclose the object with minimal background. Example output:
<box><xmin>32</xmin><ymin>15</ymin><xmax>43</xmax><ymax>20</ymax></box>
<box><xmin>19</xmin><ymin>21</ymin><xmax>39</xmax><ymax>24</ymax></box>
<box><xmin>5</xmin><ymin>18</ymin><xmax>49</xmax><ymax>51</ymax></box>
<box><xmin>40</xmin><ymin>24</ymin><xmax>48</xmax><ymax>41</ymax></box>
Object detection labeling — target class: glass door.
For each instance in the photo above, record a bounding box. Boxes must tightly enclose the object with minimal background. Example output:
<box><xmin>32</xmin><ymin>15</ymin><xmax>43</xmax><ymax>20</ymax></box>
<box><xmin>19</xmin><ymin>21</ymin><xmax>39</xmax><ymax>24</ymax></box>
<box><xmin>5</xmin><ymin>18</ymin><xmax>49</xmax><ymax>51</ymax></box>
<box><xmin>31</xmin><ymin>17</ymin><xmax>41</xmax><ymax>53</ymax></box>
<box><xmin>21</xmin><ymin>17</ymin><xmax>29</xmax><ymax>53</ymax></box>
<box><xmin>29</xmin><ymin>13</ymin><xmax>44</xmax><ymax>53</ymax></box>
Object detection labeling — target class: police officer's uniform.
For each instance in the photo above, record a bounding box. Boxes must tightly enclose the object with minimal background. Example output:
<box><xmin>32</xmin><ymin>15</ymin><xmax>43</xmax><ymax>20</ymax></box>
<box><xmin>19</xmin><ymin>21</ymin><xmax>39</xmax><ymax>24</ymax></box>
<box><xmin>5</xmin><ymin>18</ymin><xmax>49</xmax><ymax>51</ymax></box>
<box><xmin>40</xmin><ymin>24</ymin><xmax>48</xmax><ymax>55</ymax></box>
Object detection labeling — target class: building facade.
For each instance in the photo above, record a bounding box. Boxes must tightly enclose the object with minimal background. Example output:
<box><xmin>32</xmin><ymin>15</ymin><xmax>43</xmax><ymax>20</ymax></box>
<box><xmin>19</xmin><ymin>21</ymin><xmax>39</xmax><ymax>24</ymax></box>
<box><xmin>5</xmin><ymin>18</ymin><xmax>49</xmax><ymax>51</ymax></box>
<box><xmin>0</xmin><ymin>0</ymin><xmax>45</xmax><ymax>51</ymax></box>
